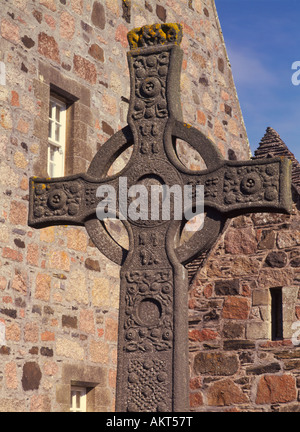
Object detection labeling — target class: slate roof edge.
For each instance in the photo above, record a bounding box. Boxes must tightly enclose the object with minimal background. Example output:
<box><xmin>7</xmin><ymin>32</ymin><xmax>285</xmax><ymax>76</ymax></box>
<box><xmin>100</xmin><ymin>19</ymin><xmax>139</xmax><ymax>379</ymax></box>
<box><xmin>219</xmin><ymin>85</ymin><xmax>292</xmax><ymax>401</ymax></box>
<box><xmin>253</xmin><ymin>126</ymin><xmax>300</xmax><ymax>195</ymax></box>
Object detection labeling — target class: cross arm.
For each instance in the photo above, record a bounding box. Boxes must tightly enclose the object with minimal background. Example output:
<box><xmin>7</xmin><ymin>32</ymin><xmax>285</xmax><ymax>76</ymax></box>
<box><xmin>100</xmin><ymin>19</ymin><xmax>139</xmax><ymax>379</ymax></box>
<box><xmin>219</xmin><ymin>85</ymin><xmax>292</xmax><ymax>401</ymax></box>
<box><xmin>28</xmin><ymin>173</ymin><xmax>119</xmax><ymax>229</ymax></box>
<box><xmin>182</xmin><ymin>156</ymin><xmax>292</xmax><ymax>217</ymax></box>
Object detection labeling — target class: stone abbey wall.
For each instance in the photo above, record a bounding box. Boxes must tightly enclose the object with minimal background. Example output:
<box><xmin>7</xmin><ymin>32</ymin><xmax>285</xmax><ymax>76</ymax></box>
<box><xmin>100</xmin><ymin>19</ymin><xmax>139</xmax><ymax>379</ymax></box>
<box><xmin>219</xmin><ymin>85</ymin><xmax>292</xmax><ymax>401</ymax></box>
<box><xmin>2</xmin><ymin>0</ymin><xmax>298</xmax><ymax>413</ymax></box>
<box><xmin>189</xmin><ymin>199</ymin><xmax>300</xmax><ymax>411</ymax></box>
<box><xmin>188</xmin><ymin>129</ymin><xmax>300</xmax><ymax>412</ymax></box>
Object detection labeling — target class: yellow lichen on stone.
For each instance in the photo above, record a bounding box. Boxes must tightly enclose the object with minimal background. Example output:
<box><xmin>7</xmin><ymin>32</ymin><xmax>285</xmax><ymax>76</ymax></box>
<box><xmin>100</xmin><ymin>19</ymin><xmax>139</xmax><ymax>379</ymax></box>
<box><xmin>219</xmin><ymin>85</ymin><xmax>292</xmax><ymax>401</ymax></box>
<box><xmin>127</xmin><ymin>28</ymin><xmax>140</xmax><ymax>49</ymax></box>
<box><xmin>127</xmin><ymin>23</ymin><xmax>183</xmax><ymax>49</ymax></box>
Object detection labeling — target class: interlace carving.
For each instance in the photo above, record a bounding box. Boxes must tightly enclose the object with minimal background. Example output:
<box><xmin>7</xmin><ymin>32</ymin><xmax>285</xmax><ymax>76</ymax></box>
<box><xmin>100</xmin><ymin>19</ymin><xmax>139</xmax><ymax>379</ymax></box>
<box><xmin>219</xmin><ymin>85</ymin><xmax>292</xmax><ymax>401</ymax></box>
<box><xmin>124</xmin><ymin>270</ymin><xmax>173</xmax><ymax>353</ymax></box>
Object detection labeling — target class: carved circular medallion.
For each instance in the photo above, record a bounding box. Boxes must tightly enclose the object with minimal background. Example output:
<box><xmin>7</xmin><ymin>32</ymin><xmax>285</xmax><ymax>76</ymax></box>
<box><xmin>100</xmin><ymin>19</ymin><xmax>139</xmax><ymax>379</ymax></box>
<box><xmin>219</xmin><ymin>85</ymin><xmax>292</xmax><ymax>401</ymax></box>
<box><xmin>47</xmin><ymin>189</ymin><xmax>67</xmax><ymax>210</ymax></box>
<box><xmin>136</xmin><ymin>297</ymin><xmax>162</xmax><ymax>327</ymax></box>
<box><xmin>140</xmin><ymin>77</ymin><xmax>161</xmax><ymax>98</ymax></box>
<box><xmin>240</xmin><ymin>172</ymin><xmax>262</xmax><ymax>195</ymax></box>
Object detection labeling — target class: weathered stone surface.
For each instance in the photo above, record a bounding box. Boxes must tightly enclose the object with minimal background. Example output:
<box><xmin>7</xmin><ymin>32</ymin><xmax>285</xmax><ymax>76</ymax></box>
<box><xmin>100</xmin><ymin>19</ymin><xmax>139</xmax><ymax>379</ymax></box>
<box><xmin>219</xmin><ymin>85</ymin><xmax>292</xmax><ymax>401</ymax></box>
<box><xmin>258</xmin><ymin>230</ymin><xmax>276</xmax><ymax>250</ymax></box>
<box><xmin>258</xmin><ymin>268</ymin><xmax>294</xmax><ymax>289</ymax></box>
<box><xmin>274</xmin><ymin>350</ymin><xmax>300</xmax><ymax>360</ymax></box>
<box><xmin>30</xmin><ymin>395</ymin><xmax>51</xmax><ymax>412</ymax></box>
<box><xmin>21</xmin><ymin>35</ymin><xmax>35</xmax><ymax>49</ymax></box>
<box><xmin>9</xmin><ymin>201</ymin><xmax>28</xmax><ymax>226</ymax></box>
<box><xmin>189</xmin><ymin>392</ymin><xmax>203</xmax><ymax>408</ymax></box>
<box><xmin>88</xmin><ymin>43</ymin><xmax>104</xmax><ymax>62</ymax></box>
<box><xmin>252</xmin><ymin>212</ymin><xmax>289</xmax><ymax>227</ymax></box>
<box><xmin>252</xmin><ymin>289</ymin><xmax>270</xmax><ymax>306</ymax></box>
<box><xmin>1</xmin><ymin>19</ymin><xmax>20</xmax><ymax>43</ymax></box>
<box><xmin>0</xmin><ymin>398</ymin><xmax>25</xmax><ymax>412</ymax></box>
<box><xmin>223</xmin><ymin>322</ymin><xmax>245</xmax><ymax>339</ymax></box>
<box><xmin>283</xmin><ymin>360</ymin><xmax>300</xmax><ymax>371</ymax></box>
<box><xmin>22</xmin><ymin>362</ymin><xmax>42</xmax><ymax>391</ymax></box>
<box><xmin>246</xmin><ymin>322</ymin><xmax>270</xmax><ymax>340</ymax></box>
<box><xmin>56</xmin><ymin>338</ymin><xmax>85</xmax><ymax>360</ymax></box>
<box><xmin>215</xmin><ymin>279</ymin><xmax>239</xmax><ymax>296</ymax></box>
<box><xmin>49</xmin><ymin>251</ymin><xmax>70</xmax><ymax>272</ymax></box>
<box><xmin>67</xmin><ymin>228</ymin><xmax>87</xmax><ymax>251</ymax></box>
<box><xmin>73</xmin><ymin>55</ymin><xmax>97</xmax><ymax>84</ymax></box>
<box><xmin>40</xmin><ymin>0</ymin><xmax>57</xmax><ymax>11</ymax></box>
<box><xmin>156</xmin><ymin>4</ymin><xmax>166</xmax><ymax>22</ymax></box>
<box><xmin>290</xmin><ymin>256</ymin><xmax>300</xmax><ymax>267</ymax></box>
<box><xmin>265</xmin><ymin>251</ymin><xmax>287</xmax><ymax>268</ymax></box>
<box><xmin>62</xmin><ymin>315</ymin><xmax>78</xmax><ymax>329</ymax></box>
<box><xmin>91</xmin><ymin>2</ymin><xmax>106</xmax><ymax>29</ymax></box>
<box><xmin>224</xmin><ymin>228</ymin><xmax>257</xmax><ymax>255</ymax></box>
<box><xmin>280</xmin><ymin>404</ymin><xmax>300</xmax><ymax>412</ymax></box>
<box><xmin>0</xmin><ymin>308</ymin><xmax>17</xmax><ymax>319</ymax></box>
<box><xmin>277</xmin><ymin>231</ymin><xmax>300</xmax><ymax>249</ymax></box>
<box><xmin>2</xmin><ymin>247</ymin><xmax>23</xmax><ymax>262</ymax></box>
<box><xmin>189</xmin><ymin>328</ymin><xmax>218</xmax><ymax>342</ymax></box>
<box><xmin>5</xmin><ymin>323</ymin><xmax>21</xmax><ymax>342</ymax></box>
<box><xmin>115</xmin><ymin>23</ymin><xmax>129</xmax><ymax>48</ymax></box>
<box><xmin>24</xmin><ymin>322</ymin><xmax>39</xmax><ymax>343</ymax></box>
<box><xmin>89</xmin><ymin>339</ymin><xmax>109</xmax><ymax>363</ymax></box>
<box><xmin>66</xmin><ymin>270</ymin><xmax>89</xmax><ymax>305</ymax></box>
<box><xmin>222</xmin><ymin>297</ymin><xmax>250</xmax><ymax>320</ymax></box>
<box><xmin>38</xmin><ymin>32</ymin><xmax>60</xmax><ymax>62</ymax></box>
<box><xmin>85</xmin><ymin>257</ymin><xmax>100</xmax><ymax>272</ymax></box>
<box><xmin>40</xmin><ymin>347</ymin><xmax>53</xmax><ymax>357</ymax></box>
<box><xmin>256</xmin><ymin>375</ymin><xmax>297</xmax><ymax>404</ymax></box>
<box><xmin>207</xmin><ymin>379</ymin><xmax>248</xmax><ymax>406</ymax></box>
<box><xmin>5</xmin><ymin>362</ymin><xmax>18</xmax><ymax>389</ymax></box>
<box><xmin>121</xmin><ymin>0</ymin><xmax>131</xmax><ymax>23</ymax></box>
<box><xmin>11</xmin><ymin>272</ymin><xmax>27</xmax><ymax>294</ymax></box>
<box><xmin>79</xmin><ymin>309</ymin><xmax>95</xmax><ymax>334</ymax></box>
<box><xmin>194</xmin><ymin>352</ymin><xmax>239</xmax><ymax>376</ymax></box>
<box><xmin>102</xmin><ymin>120</ymin><xmax>114</xmax><ymax>136</ymax></box>
<box><xmin>35</xmin><ymin>273</ymin><xmax>51</xmax><ymax>301</ymax></box>
<box><xmin>223</xmin><ymin>340</ymin><xmax>255</xmax><ymax>350</ymax></box>
<box><xmin>60</xmin><ymin>11</ymin><xmax>75</xmax><ymax>40</ymax></box>
<box><xmin>207</xmin><ymin>256</ymin><xmax>260</xmax><ymax>279</ymax></box>
<box><xmin>246</xmin><ymin>363</ymin><xmax>281</xmax><ymax>375</ymax></box>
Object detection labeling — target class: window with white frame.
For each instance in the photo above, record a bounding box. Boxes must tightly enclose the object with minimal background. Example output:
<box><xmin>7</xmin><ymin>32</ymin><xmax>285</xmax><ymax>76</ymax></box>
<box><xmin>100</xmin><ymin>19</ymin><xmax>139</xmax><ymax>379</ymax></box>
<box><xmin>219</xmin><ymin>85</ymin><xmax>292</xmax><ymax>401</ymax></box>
<box><xmin>70</xmin><ymin>386</ymin><xmax>87</xmax><ymax>412</ymax></box>
<box><xmin>48</xmin><ymin>95</ymin><xmax>67</xmax><ymax>177</ymax></box>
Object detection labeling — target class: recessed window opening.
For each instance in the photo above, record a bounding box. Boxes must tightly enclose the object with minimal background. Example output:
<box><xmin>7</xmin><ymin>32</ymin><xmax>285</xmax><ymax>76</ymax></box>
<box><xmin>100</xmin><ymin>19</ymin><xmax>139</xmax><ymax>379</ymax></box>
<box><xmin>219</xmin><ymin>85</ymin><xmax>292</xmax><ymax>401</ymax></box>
<box><xmin>70</xmin><ymin>385</ymin><xmax>87</xmax><ymax>412</ymax></box>
<box><xmin>48</xmin><ymin>95</ymin><xmax>67</xmax><ymax>177</ymax></box>
<box><xmin>270</xmin><ymin>287</ymin><xmax>283</xmax><ymax>341</ymax></box>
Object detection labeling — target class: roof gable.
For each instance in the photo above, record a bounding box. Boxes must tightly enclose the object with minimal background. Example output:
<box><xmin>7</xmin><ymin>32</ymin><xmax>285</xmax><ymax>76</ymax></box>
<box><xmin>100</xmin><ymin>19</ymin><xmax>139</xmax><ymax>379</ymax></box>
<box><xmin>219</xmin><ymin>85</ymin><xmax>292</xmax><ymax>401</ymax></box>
<box><xmin>254</xmin><ymin>127</ymin><xmax>300</xmax><ymax>192</ymax></box>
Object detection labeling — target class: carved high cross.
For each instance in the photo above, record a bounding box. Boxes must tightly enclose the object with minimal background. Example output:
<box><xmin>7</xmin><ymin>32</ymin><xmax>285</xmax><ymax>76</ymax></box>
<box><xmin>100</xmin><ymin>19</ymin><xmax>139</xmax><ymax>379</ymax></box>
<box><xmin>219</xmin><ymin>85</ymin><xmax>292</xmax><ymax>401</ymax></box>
<box><xmin>28</xmin><ymin>23</ymin><xmax>292</xmax><ymax>412</ymax></box>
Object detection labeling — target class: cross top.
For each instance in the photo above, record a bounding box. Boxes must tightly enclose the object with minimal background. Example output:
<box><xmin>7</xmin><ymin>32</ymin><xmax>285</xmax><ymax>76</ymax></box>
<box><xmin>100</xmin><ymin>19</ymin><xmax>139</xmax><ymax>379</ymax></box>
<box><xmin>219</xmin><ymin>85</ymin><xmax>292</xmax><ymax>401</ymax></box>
<box><xmin>29</xmin><ymin>23</ymin><xmax>292</xmax><ymax>412</ymax></box>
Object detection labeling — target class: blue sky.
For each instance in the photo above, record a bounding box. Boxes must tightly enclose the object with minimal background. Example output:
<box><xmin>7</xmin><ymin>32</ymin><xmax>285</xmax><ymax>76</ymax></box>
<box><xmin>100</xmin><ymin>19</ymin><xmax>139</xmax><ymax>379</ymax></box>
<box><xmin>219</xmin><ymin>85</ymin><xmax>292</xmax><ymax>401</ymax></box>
<box><xmin>214</xmin><ymin>0</ymin><xmax>300</xmax><ymax>161</ymax></box>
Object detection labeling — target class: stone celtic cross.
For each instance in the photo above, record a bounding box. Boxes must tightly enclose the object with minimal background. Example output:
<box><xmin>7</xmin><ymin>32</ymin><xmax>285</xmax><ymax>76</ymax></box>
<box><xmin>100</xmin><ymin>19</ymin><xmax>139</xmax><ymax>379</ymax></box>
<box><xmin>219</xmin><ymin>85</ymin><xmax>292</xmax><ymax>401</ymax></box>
<box><xmin>28</xmin><ymin>23</ymin><xmax>292</xmax><ymax>412</ymax></box>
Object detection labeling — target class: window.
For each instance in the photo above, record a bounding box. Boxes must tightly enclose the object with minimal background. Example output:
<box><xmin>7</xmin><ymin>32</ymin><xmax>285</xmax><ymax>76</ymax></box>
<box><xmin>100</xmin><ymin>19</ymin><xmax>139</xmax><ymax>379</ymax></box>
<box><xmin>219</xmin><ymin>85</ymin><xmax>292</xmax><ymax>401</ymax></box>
<box><xmin>48</xmin><ymin>95</ymin><xmax>67</xmax><ymax>177</ymax></box>
<box><xmin>70</xmin><ymin>386</ymin><xmax>87</xmax><ymax>412</ymax></box>
<box><xmin>34</xmin><ymin>64</ymin><xmax>92</xmax><ymax>178</ymax></box>
<box><xmin>57</xmin><ymin>364</ymin><xmax>110</xmax><ymax>412</ymax></box>
<box><xmin>270</xmin><ymin>288</ymin><xmax>283</xmax><ymax>341</ymax></box>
